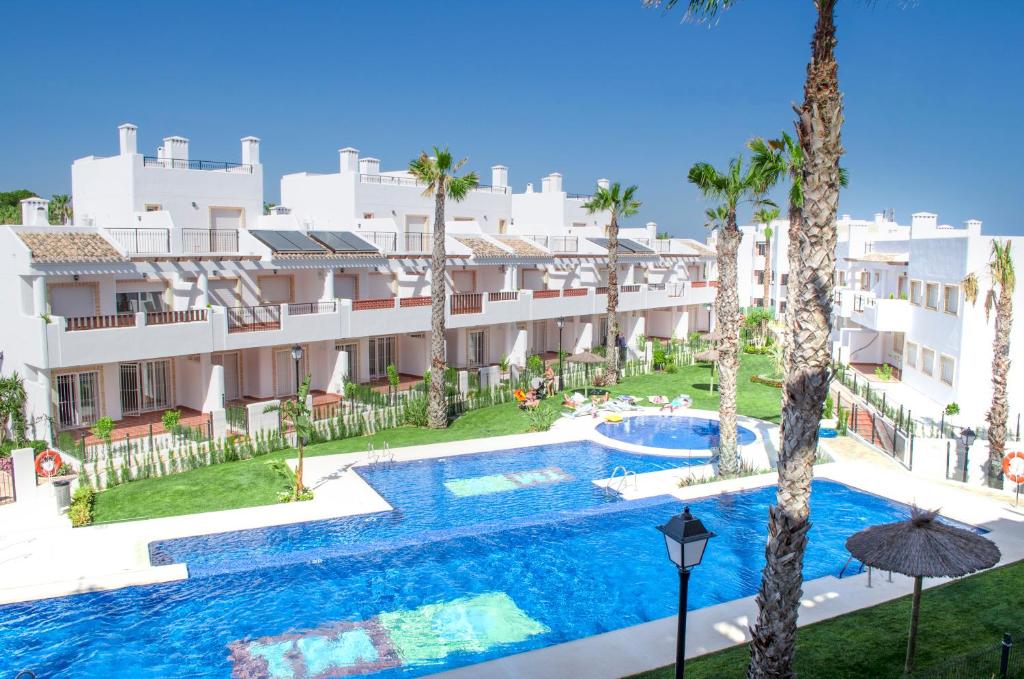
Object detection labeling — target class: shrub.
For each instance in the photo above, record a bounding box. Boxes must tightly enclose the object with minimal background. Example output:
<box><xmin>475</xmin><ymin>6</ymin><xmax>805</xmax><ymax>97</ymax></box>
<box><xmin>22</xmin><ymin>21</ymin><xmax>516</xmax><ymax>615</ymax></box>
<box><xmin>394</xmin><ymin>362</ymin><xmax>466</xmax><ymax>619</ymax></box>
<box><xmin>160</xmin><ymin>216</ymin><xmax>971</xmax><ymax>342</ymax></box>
<box><xmin>525</xmin><ymin>407</ymin><xmax>558</xmax><ymax>432</ymax></box>
<box><xmin>386</xmin><ymin>363</ymin><xmax>399</xmax><ymax>389</ymax></box>
<box><xmin>526</xmin><ymin>354</ymin><xmax>544</xmax><ymax>376</ymax></box>
<box><xmin>874</xmin><ymin>364</ymin><xmax>894</xmax><ymax>381</ymax></box>
<box><xmin>403</xmin><ymin>396</ymin><xmax>429</xmax><ymax>427</ymax></box>
<box><xmin>665</xmin><ymin>361</ymin><xmax>678</xmax><ymax>374</ymax></box>
<box><xmin>652</xmin><ymin>340</ymin><xmax>667</xmax><ymax>370</ymax></box>
<box><xmin>945</xmin><ymin>402</ymin><xmax>961</xmax><ymax>416</ymax></box>
<box><xmin>836</xmin><ymin>405</ymin><xmax>850</xmax><ymax>435</ymax></box>
<box><xmin>161</xmin><ymin>409</ymin><xmax>181</xmax><ymax>432</ymax></box>
<box><xmin>56</xmin><ymin>431</ymin><xmax>77</xmax><ymax>452</ymax></box>
<box><xmin>69</xmin><ymin>486</ymin><xmax>95</xmax><ymax>527</ymax></box>
<box><xmin>822</xmin><ymin>395</ymin><xmax>835</xmax><ymax>420</ymax></box>
<box><xmin>91</xmin><ymin>417</ymin><xmax>114</xmax><ymax>444</ymax></box>
<box><xmin>750</xmin><ymin>374</ymin><xmax>783</xmax><ymax>388</ymax></box>
<box><xmin>499</xmin><ymin>356</ymin><xmax>510</xmax><ymax>373</ymax></box>
<box><xmin>0</xmin><ymin>439</ymin><xmax>47</xmax><ymax>458</ymax></box>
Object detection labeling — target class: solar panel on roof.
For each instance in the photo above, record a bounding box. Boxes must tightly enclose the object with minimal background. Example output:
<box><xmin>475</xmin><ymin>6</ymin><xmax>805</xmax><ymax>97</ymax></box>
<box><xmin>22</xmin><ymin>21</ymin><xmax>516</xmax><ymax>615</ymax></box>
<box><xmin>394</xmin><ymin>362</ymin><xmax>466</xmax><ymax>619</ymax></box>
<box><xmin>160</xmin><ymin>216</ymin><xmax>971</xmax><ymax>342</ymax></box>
<box><xmin>620</xmin><ymin>239</ymin><xmax>654</xmax><ymax>254</ymax></box>
<box><xmin>249</xmin><ymin>230</ymin><xmax>327</xmax><ymax>253</ymax></box>
<box><xmin>309</xmin><ymin>231</ymin><xmax>379</xmax><ymax>253</ymax></box>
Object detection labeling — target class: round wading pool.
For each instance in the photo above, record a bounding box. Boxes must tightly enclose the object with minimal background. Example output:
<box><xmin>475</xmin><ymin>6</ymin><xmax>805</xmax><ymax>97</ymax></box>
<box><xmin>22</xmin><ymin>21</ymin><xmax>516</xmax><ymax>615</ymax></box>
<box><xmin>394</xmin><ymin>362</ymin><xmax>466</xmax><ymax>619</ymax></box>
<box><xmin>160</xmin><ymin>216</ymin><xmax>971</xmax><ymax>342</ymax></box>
<box><xmin>596</xmin><ymin>415</ymin><xmax>757</xmax><ymax>450</ymax></box>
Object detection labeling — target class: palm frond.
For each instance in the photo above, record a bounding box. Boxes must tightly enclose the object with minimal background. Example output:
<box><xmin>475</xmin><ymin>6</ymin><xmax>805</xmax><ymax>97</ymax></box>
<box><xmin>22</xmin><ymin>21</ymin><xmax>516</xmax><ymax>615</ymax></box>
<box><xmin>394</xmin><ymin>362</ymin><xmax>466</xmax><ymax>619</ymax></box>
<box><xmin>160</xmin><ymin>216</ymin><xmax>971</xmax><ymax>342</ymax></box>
<box><xmin>991</xmin><ymin>240</ymin><xmax>1016</xmax><ymax>294</ymax></box>
<box><xmin>447</xmin><ymin>171</ymin><xmax>480</xmax><ymax>202</ymax></box>
<box><xmin>644</xmin><ymin>0</ymin><xmax>741</xmax><ymax>24</ymax></box>
<box><xmin>962</xmin><ymin>273</ymin><xmax>979</xmax><ymax>305</ymax></box>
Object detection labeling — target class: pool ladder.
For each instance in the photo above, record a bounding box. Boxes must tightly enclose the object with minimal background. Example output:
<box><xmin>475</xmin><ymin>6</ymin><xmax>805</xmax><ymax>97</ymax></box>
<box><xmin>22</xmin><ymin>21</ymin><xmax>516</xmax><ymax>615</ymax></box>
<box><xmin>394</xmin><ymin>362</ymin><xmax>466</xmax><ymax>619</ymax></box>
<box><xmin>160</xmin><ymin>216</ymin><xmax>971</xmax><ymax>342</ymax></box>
<box><xmin>367</xmin><ymin>442</ymin><xmax>394</xmax><ymax>468</ymax></box>
<box><xmin>606</xmin><ymin>465</ymin><xmax>638</xmax><ymax>495</ymax></box>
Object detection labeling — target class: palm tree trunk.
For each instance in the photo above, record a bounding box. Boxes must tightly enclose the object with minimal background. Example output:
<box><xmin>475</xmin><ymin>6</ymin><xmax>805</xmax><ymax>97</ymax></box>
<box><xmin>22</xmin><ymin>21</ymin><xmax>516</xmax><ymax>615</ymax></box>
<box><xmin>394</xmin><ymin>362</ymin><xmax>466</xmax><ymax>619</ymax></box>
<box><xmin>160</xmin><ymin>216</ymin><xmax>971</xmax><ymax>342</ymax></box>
<box><xmin>748</xmin><ymin>3</ymin><xmax>843</xmax><ymax>678</ymax></box>
<box><xmin>987</xmin><ymin>289</ymin><xmax>1013</xmax><ymax>488</ymax></box>
<box><xmin>716</xmin><ymin>213</ymin><xmax>742</xmax><ymax>476</ymax></box>
<box><xmin>605</xmin><ymin>214</ymin><xmax>620</xmax><ymax>384</ymax></box>
<box><xmin>295</xmin><ymin>441</ymin><xmax>304</xmax><ymax>500</ymax></box>
<box><xmin>428</xmin><ymin>190</ymin><xmax>448</xmax><ymax>429</ymax></box>
<box><xmin>763</xmin><ymin>236</ymin><xmax>772</xmax><ymax>311</ymax></box>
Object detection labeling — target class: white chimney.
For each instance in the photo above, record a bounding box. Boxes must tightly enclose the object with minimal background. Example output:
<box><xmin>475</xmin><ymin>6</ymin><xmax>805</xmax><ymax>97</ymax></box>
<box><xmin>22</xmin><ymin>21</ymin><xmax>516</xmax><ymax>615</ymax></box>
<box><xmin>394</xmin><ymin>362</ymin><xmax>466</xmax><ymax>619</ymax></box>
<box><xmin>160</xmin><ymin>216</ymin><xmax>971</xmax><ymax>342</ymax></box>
<box><xmin>339</xmin><ymin>147</ymin><xmax>359</xmax><ymax>173</ymax></box>
<box><xmin>241</xmin><ymin>136</ymin><xmax>260</xmax><ymax>166</ymax></box>
<box><xmin>359</xmin><ymin>157</ymin><xmax>380</xmax><ymax>176</ymax></box>
<box><xmin>546</xmin><ymin>172</ymin><xmax>563</xmax><ymax>193</ymax></box>
<box><xmin>491</xmin><ymin>165</ymin><xmax>508</xmax><ymax>188</ymax></box>
<box><xmin>163</xmin><ymin>136</ymin><xmax>189</xmax><ymax>161</ymax></box>
<box><xmin>911</xmin><ymin>212</ymin><xmax>938</xmax><ymax>236</ymax></box>
<box><xmin>118</xmin><ymin>123</ymin><xmax>138</xmax><ymax>156</ymax></box>
<box><xmin>873</xmin><ymin>212</ymin><xmax>884</xmax><ymax>224</ymax></box>
<box><xmin>20</xmin><ymin>197</ymin><xmax>49</xmax><ymax>226</ymax></box>
<box><xmin>841</xmin><ymin>214</ymin><xmax>851</xmax><ymax>222</ymax></box>
<box><xmin>597</xmin><ymin>178</ymin><xmax>610</xmax><ymax>190</ymax></box>
<box><xmin>646</xmin><ymin>221</ymin><xmax>658</xmax><ymax>241</ymax></box>
<box><xmin>965</xmin><ymin>219</ymin><xmax>982</xmax><ymax>236</ymax></box>
<box><xmin>526</xmin><ymin>182</ymin><xmax>534</xmax><ymax>194</ymax></box>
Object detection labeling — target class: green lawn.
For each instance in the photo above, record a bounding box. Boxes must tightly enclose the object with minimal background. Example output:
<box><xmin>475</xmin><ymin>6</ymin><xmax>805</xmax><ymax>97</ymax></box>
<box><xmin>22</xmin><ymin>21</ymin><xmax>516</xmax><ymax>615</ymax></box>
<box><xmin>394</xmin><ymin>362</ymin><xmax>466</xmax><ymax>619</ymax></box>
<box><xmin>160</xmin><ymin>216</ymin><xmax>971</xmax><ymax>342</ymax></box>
<box><xmin>628</xmin><ymin>560</ymin><xmax>1023</xmax><ymax>679</ymax></box>
<box><xmin>91</xmin><ymin>354</ymin><xmax>780</xmax><ymax>523</ymax></box>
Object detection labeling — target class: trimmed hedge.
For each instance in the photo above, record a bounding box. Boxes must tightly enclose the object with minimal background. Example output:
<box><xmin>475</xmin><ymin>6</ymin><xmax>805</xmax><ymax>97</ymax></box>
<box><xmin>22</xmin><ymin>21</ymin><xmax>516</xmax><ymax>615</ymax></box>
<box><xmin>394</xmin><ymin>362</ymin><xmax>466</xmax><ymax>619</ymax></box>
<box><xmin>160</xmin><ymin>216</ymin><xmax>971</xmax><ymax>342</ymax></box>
<box><xmin>69</xmin><ymin>486</ymin><xmax>95</xmax><ymax>527</ymax></box>
<box><xmin>750</xmin><ymin>374</ymin><xmax>783</xmax><ymax>388</ymax></box>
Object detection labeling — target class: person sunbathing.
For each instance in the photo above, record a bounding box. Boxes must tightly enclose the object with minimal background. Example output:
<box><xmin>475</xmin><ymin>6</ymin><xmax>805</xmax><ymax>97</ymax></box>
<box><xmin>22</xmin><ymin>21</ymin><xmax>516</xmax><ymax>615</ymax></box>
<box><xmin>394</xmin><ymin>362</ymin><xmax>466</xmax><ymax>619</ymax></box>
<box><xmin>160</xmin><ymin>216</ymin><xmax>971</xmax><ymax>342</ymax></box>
<box><xmin>660</xmin><ymin>395</ymin><xmax>692</xmax><ymax>413</ymax></box>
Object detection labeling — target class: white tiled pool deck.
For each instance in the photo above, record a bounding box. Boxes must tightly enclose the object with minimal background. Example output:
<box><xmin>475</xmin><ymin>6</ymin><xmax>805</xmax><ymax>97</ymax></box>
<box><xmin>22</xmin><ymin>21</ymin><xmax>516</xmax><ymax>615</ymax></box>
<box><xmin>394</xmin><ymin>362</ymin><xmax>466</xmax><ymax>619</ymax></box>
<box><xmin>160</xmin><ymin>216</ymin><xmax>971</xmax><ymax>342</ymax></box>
<box><xmin>2</xmin><ymin>410</ymin><xmax>1022</xmax><ymax>679</ymax></box>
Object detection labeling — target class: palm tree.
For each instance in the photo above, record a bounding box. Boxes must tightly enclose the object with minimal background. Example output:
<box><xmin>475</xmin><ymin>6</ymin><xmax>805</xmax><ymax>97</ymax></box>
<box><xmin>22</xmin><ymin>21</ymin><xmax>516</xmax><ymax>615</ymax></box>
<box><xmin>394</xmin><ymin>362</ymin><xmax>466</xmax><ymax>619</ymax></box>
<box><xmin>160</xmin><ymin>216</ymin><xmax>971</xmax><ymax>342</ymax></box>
<box><xmin>754</xmin><ymin>206</ymin><xmax>780</xmax><ymax>310</ymax></box>
<box><xmin>264</xmin><ymin>375</ymin><xmax>314</xmax><ymax>500</ymax></box>
<box><xmin>408</xmin><ymin>147</ymin><xmax>479</xmax><ymax>428</ymax></box>
<box><xmin>49</xmin><ymin>194</ymin><xmax>72</xmax><ymax>225</ymax></box>
<box><xmin>964</xmin><ymin>240</ymin><xmax>1016</xmax><ymax>488</ymax></box>
<box><xmin>649</xmin><ymin>2</ymin><xmax>847</xmax><ymax>676</ymax></box>
<box><xmin>688</xmin><ymin>157</ymin><xmax>768</xmax><ymax>476</ymax></box>
<box><xmin>584</xmin><ymin>183</ymin><xmax>641</xmax><ymax>383</ymax></box>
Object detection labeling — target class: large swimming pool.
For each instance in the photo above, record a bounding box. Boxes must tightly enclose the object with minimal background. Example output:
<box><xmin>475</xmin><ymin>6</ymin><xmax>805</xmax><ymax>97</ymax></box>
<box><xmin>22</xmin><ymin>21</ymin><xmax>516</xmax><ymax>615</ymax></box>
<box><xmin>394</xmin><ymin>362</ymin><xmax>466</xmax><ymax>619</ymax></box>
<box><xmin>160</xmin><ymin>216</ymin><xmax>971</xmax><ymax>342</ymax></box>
<box><xmin>597</xmin><ymin>415</ymin><xmax>757</xmax><ymax>450</ymax></box>
<box><xmin>0</xmin><ymin>441</ymin><xmax>941</xmax><ymax>678</ymax></box>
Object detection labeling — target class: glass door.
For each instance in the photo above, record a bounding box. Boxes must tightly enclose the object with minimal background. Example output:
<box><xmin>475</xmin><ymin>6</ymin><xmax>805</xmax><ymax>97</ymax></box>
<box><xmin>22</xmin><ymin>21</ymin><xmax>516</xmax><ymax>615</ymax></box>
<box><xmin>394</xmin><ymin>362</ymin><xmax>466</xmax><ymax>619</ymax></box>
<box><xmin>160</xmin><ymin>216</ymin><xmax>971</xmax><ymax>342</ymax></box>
<box><xmin>120</xmin><ymin>360</ymin><xmax>171</xmax><ymax>415</ymax></box>
<box><xmin>213</xmin><ymin>353</ymin><xmax>241</xmax><ymax>403</ymax></box>
<box><xmin>468</xmin><ymin>330</ymin><xmax>486</xmax><ymax>368</ymax></box>
<box><xmin>368</xmin><ymin>336</ymin><xmax>396</xmax><ymax>380</ymax></box>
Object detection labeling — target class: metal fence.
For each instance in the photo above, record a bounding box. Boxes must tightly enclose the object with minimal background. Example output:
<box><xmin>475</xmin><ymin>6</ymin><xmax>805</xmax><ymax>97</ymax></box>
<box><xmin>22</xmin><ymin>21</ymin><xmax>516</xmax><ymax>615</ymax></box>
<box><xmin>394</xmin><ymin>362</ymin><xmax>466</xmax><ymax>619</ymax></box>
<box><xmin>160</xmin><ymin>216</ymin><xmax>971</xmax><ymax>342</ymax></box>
<box><xmin>913</xmin><ymin>632</ymin><xmax>1021</xmax><ymax>679</ymax></box>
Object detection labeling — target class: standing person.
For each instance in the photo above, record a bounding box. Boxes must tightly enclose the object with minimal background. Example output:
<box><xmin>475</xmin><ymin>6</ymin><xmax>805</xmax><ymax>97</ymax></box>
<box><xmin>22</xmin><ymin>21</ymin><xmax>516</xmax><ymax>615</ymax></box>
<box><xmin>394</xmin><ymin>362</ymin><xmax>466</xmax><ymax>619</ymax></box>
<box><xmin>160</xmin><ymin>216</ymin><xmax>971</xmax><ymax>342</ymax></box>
<box><xmin>544</xmin><ymin>364</ymin><xmax>556</xmax><ymax>397</ymax></box>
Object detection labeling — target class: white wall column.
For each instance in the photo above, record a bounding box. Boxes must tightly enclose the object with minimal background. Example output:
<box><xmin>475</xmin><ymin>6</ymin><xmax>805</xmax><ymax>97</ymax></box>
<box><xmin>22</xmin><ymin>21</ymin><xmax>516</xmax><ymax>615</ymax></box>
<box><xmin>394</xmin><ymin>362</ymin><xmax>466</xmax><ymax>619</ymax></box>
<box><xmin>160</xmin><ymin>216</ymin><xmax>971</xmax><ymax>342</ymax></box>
<box><xmin>32</xmin><ymin>276</ymin><xmax>47</xmax><ymax>316</ymax></box>
<box><xmin>196</xmin><ymin>272</ymin><xmax>209</xmax><ymax>307</ymax></box>
<box><xmin>322</xmin><ymin>269</ymin><xmax>335</xmax><ymax>301</ymax></box>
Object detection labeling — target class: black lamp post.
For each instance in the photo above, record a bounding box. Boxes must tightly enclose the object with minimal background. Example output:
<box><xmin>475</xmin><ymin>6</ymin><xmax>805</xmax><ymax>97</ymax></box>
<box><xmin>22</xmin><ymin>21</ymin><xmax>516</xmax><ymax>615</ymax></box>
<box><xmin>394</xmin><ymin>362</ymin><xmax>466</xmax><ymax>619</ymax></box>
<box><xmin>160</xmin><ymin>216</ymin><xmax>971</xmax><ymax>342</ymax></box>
<box><xmin>657</xmin><ymin>507</ymin><xmax>716</xmax><ymax>679</ymax></box>
<box><xmin>556</xmin><ymin>316</ymin><xmax>565</xmax><ymax>391</ymax></box>
<box><xmin>291</xmin><ymin>344</ymin><xmax>303</xmax><ymax>395</ymax></box>
<box><xmin>956</xmin><ymin>426</ymin><xmax>977</xmax><ymax>484</ymax></box>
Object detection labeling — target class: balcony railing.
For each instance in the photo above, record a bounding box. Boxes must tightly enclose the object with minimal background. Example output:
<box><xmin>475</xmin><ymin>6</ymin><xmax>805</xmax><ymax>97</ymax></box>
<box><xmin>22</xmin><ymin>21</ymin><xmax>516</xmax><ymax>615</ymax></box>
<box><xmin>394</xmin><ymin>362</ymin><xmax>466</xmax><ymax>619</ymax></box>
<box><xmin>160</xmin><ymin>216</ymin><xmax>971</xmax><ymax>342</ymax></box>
<box><xmin>65</xmin><ymin>314</ymin><xmax>136</xmax><ymax>332</ymax></box>
<box><xmin>143</xmin><ymin>157</ymin><xmax>253</xmax><ymax>173</ymax></box>
<box><xmin>596</xmin><ymin>286</ymin><xmax>609</xmax><ymax>295</ymax></box>
<box><xmin>353</xmin><ymin>297</ymin><xmax>396</xmax><ymax>311</ymax></box>
<box><xmin>473</xmin><ymin>183</ymin><xmax>510</xmax><ymax>195</ymax></box>
<box><xmin>358</xmin><ymin>231</ymin><xmax>397</xmax><ymax>253</ymax></box>
<box><xmin>488</xmin><ymin>291</ymin><xmax>519</xmax><ymax>302</ymax></box>
<box><xmin>108</xmin><ymin>228</ymin><xmax>171</xmax><ymax>254</ymax></box>
<box><xmin>566</xmin><ymin>192</ymin><xmax>593</xmax><ymax>201</ymax></box>
<box><xmin>182</xmin><ymin>228</ymin><xmax>239</xmax><ymax>254</ymax></box>
<box><xmin>288</xmin><ymin>301</ymin><xmax>336</xmax><ymax>316</ymax></box>
<box><xmin>360</xmin><ymin>174</ymin><xmax>420</xmax><ymax>187</ymax></box>
<box><xmin>549</xmin><ymin>236</ymin><xmax>578</xmax><ymax>253</ymax></box>
<box><xmin>450</xmin><ymin>293</ymin><xmax>482</xmax><ymax>315</ymax></box>
<box><xmin>399</xmin><ymin>296</ymin><xmax>431</xmax><ymax>308</ymax></box>
<box><xmin>404</xmin><ymin>232</ymin><xmax>433</xmax><ymax>253</ymax></box>
<box><xmin>621</xmin><ymin>284</ymin><xmax>641</xmax><ymax>293</ymax></box>
<box><xmin>691</xmin><ymin>281</ymin><xmax>719</xmax><ymax>288</ymax></box>
<box><xmin>226</xmin><ymin>305</ymin><xmax>281</xmax><ymax>333</ymax></box>
<box><xmin>533</xmin><ymin>289</ymin><xmax>560</xmax><ymax>299</ymax></box>
<box><xmin>146</xmin><ymin>309</ymin><xmax>207</xmax><ymax>325</ymax></box>
<box><xmin>563</xmin><ymin>288</ymin><xmax>588</xmax><ymax>297</ymax></box>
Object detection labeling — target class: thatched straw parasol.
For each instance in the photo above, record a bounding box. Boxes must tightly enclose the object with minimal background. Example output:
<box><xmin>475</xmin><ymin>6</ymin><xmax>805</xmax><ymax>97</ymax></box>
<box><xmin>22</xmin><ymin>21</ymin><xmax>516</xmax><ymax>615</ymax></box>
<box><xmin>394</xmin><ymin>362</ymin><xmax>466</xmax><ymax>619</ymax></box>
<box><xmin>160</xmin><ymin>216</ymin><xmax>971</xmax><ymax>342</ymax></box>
<box><xmin>694</xmin><ymin>349</ymin><xmax>719</xmax><ymax>393</ymax></box>
<box><xmin>845</xmin><ymin>509</ymin><xmax>1000</xmax><ymax>674</ymax></box>
<box><xmin>567</xmin><ymin>350</ymin><xmax>606</xmax><ymax>385</ymax></box>
<box><xmin>700</xmin><ymin>330</ymin><xmax>723</xmax><ymax>343</ymax></box>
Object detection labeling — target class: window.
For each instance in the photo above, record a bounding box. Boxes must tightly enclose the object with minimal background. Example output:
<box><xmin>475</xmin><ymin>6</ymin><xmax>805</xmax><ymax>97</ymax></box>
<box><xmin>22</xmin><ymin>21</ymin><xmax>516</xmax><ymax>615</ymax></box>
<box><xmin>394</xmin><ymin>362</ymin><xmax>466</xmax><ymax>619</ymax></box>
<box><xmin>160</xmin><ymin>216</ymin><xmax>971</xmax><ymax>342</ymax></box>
<box><xmin>56</xmin><ymin>371</ymin><xmax>100</xmax><ymax>429</ymax></box>
<box><xmin>940</xmin><ymin>355</ymin><xmax>955</xmax><ymax>386</ymax></box>
<box><xmin>144</xmin><ymin>203</ymin><xmax>162</xmax><ymax>212</ymax></box>
<box><xmin>755</xmin><ymin>270</ymin><xmax>765</xmax><ymax>284</ymax></box>
<box><xmin>780</xmin><ymin>301</ymin><xmax>788</xmax><ymax>313</ymax></box>
<box><xmin>892</xmin><ymin>332</ymin><xmax>905</xmax><ymax>355</ymax></box>
<box><xmin>781</xmin><ymin>273</ymin><xmax>789</xmax><ymax>286</ymax></box>
<box><xmin>756</xmin><ymin>242</ymin><xmax>767</xmax><ymax>257</ymax></box>
<box><xmin>838</xmin><ymin>270</ymin><xmax>848</xmax><ymax>287</ymax></box>
<box><xmin>897</xmin><ymin>276</ymin><xmax>908</xmax><ymax>299</ymax></box>
<box><xmin>116</xmin><ymin>291</ymin><xmax>165</xmax><ymax>313</ymax></box>
<box><xmin>905</xmin><ymin>341</ymin><xmax>918</xmax><ymax>369</ymax></box>
<box><xmin>910</xmin><ymin>280</ymin><xmax>922</xmax><ymax>306</ymax></box>
<box><xmin>920</xmin><ymin>347</ymin><xmax>935</xmax><ymax>377</ymax></box>
<box><xmin>753</xmin><ymin>298</ymin><xmax>765</xmax><ymax>308</ymax></box>
<box><xmin>859</xmin><ymin>271</ymin><xmax>870</xmax><ymax>290</ymax></box>
<box><xmin>362</xmin><ymin>212</ymin><xmax>374</xmax><ymax>219</ymax></box>
<box><xmin>853</xmin><ymin>295</ymin><xmax>866</xmax><ymax>313</ymax></box>
<box><xmin>943</xmin><ymin>285</ymin><xmax>959</xmax><ymax>315</ymax></box>
<box><xmin>368</xmin><ymin>336</ymin><xmax>397</xmax><ymax>380</ymax></box>
<box><xmin>925</xmin><ymin>283</ymin><xmax>939</xmax><ymax>310</ymax></box>
<box><xmin>119</xmin><ymin>360</ymin><xmax>171</xmax><ymax>415</ymax></box>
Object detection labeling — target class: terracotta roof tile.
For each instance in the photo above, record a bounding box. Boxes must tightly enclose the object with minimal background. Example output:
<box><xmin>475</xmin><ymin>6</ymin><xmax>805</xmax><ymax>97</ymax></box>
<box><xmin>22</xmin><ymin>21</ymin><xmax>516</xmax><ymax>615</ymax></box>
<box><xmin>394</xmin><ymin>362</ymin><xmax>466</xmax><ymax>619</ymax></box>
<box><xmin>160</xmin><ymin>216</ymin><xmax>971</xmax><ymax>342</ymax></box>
<box><xmin>19</xmin><ymin>231</ymin><xmax>126</xmax><ymax>263</ymax></box>
<box><xmin>495</xmin><ymin>236</ymin><xmax>550</xmax><ymax>257</ymax></box>
<box><xmin>455</xmin><ymin>236</ymin><xmax>511</xmax><ymax>258</ymax></box>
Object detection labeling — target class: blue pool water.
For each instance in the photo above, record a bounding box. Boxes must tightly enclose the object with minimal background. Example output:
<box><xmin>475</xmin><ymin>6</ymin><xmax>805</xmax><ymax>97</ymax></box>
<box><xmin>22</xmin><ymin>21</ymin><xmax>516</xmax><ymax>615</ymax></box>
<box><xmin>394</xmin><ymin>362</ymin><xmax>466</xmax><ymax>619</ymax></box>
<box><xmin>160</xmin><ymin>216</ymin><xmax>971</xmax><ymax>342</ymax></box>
<box><xmin>0</xmin><ymin>442</ymin><xmax>950</xmax><ymax>678</ymax></box>
<box><xmin>597</xmin><ymin>415</ymin><xmax>757</xmax><ymax>450</ymax></box>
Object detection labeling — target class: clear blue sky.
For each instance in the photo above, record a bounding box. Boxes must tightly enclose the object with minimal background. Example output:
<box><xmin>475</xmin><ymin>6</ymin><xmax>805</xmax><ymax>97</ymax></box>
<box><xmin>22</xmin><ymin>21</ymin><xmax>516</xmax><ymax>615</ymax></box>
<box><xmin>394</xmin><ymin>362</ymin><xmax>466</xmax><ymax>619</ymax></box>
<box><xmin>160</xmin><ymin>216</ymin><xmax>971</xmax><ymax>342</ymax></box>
<box><xmin>3</xmin><ymin>1</ymin><xmax>1022</xmax><ymax>238</ymax></box>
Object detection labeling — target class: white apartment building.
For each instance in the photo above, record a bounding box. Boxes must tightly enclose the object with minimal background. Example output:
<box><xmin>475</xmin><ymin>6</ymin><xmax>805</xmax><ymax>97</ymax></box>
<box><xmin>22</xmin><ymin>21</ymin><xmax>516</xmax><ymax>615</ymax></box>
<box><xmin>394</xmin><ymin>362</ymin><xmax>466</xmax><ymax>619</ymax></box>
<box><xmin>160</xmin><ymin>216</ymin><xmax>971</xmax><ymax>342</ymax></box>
<box><xmin>0</xmin><ymin>125</ymin><xmax>715</xmax><ymax>444</ymax></box>
<box><xmin>728</xmin><ymin>211</ymin><xmax>1023</xmax><ymax>426</ymax></box>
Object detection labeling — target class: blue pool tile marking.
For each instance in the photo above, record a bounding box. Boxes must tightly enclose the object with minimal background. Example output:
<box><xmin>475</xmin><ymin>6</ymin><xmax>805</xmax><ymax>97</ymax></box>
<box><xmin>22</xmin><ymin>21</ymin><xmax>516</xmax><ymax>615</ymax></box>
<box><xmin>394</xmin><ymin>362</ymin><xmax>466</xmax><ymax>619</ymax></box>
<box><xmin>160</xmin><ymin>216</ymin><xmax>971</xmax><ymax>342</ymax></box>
<box><xmin>0</xmin><ymin>438</ymin><xmax>984</xmax><ymax>678</ymax></box>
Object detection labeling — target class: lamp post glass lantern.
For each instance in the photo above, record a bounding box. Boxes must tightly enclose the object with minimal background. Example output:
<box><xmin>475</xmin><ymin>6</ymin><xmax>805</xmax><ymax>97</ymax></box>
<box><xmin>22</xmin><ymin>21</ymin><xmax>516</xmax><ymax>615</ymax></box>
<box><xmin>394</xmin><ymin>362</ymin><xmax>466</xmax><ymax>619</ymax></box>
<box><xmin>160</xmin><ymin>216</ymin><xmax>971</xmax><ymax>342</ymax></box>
<box><xmin>556</xmin><ymin>316</ymin><xmax>565</xmax><ymax>390</ymax></box>
<box><xmin>291</xmin><ymin>344</ymin><xmax>303</xmax><ymax>396</ymax></box>
<box><xmin>657</xmin><ymin>507</ymin><xmax>715</xmax><ymax>679</ymax></box>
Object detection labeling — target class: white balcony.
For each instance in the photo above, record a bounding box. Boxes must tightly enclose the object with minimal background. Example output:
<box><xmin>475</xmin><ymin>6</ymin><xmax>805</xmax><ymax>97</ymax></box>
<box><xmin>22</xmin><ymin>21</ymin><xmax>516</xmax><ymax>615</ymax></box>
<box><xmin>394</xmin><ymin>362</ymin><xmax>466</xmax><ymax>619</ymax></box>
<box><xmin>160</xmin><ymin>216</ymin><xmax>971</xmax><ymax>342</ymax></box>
<box><xmin>846</xmin><ymin>292</ymin><xmax>910</xmax><ymax>332</ymax></box>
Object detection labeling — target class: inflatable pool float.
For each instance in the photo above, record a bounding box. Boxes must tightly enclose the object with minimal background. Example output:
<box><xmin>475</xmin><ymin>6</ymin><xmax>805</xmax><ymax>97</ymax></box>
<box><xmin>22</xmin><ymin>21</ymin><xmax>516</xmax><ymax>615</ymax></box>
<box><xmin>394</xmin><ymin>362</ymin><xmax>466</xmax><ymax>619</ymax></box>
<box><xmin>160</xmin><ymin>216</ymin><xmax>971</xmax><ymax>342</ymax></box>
<box><xmin>603</xmin><ymin>413</ymin><xmax>623</xmax><ymax>423</ymax></box>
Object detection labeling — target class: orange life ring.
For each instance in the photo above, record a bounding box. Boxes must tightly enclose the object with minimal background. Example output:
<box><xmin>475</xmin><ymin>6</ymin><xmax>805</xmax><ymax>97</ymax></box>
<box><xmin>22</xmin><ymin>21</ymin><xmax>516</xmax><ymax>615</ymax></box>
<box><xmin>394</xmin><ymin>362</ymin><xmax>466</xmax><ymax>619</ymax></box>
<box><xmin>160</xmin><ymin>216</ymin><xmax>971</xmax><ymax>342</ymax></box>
<box><xmin>1002</xmin><ymin>451</ymin><xmax>1024</xmax><ymax>484</ymax></box>
<box><xmin>35</xmin><ymin>450</ymin><xmax>62</xmax><ymax>478</ymax></box>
